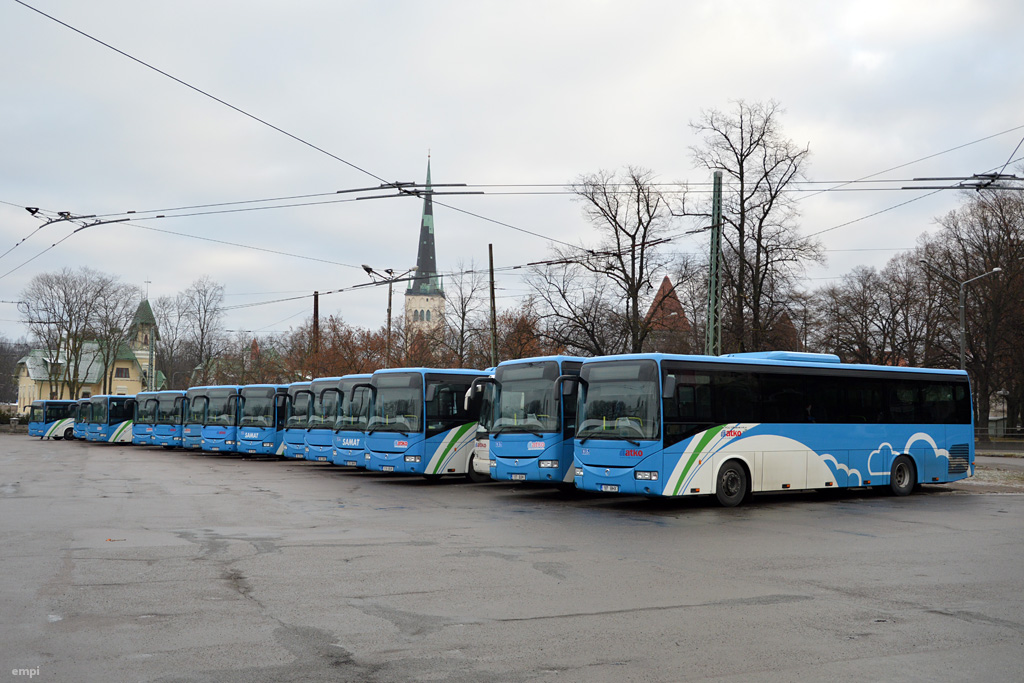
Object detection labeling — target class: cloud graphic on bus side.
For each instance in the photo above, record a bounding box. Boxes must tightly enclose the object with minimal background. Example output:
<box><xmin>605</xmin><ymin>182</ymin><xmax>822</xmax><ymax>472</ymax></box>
<box><xmin>867</xmin><ymin>443</ymin><xmax>897</xmax><ymax>476</ymax></box>
<box><xmin>903</xmin><ymin>432</ymin><xmax>950</xmax><ymax>462</ymax></box>
<box><xmin>820</xmin><ymin>453</ymin><xmax>862</xmax><ymax>486</ymax></box>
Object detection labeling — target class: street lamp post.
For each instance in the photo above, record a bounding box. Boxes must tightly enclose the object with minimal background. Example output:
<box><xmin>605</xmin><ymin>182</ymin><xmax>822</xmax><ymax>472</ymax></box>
<box><xmin>919</xmin><ymin>260</ymin><xmax>1002</xmax><ymax>370</ymax></box>
<box><xmin>362</xmin><ymin>265</ymin><xmax>417</xmax><ymax>368</ymax></box>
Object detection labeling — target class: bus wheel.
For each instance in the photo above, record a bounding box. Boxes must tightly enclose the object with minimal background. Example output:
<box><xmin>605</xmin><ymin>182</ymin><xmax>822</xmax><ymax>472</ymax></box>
<box><xmin>716</xmin><ymin>461</ymin><xmax>749</xmax><ymax>507</ymax></box>
<box><xmin>889</xmin><ymin>455</ymin><xmax>916</xmax><ymax>496</ymax></box>
<box><xmin>465</xmin><ymin>455</ymin><xmax>489</xmax><ymax>483</ymax></box>
<box><xmin>64</xmin><ymin>427</ymin><xmax>74</xmax><ymax>440</ymax></box>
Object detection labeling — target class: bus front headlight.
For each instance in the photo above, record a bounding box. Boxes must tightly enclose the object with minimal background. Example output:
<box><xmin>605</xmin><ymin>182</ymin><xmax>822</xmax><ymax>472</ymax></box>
<box><xmin>634</xmin><ymin>471</ymin><xmax>658</xmax><ymax>481</ymax></box>
<box><xmin>539</xmin><ymin>460</ymin><xmax>558</xmax><ymax>468</ymax></box>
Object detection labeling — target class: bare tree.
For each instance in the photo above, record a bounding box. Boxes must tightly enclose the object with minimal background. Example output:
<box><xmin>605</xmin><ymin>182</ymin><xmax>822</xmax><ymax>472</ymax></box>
<box><xmin>0</xmin><ymin>334</ymin><xmax>31</xmax><ymax>403</ymax></box>
<box><xmin>690</xmin><ymin>100</ymin><xmax>822</xmax><ymax>352</ymax></box>
<box><xmin>181</xmin><ymin>276</ymin><xmax>227</xmax><ymax>385</ymax></box>
<box><xmin>528</xmin><ymin>264</ymin><xmax>625</xmax><ymax>356</ymax></box>
<box><xmin>92</xmin><ymin>277</ymin><xmax>142</xmax><ymax>394</ymax></box>
<box><xmin>20</xmin><ymin>267</ymin><xmax>106</xmax><ymax>399</ymax></box>
<box><xmin>529</xmin><ymin>167</ymin><xmax>681</xmax><ymax>355</ymax></box>
<box><xmin>153</xmin><ymin>293</ymin><xmax>193</xmax><ymax>389</ymax></box>
<box><xmin>435</xmin><ymin>261</ymin><xmax>487</xmax><ymax>367</ymax></box>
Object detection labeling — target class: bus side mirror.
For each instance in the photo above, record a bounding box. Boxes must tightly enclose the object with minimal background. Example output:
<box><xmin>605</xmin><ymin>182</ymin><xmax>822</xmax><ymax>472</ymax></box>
<box><xmin>662</xmin><ymin>375</ymin><xmax>677</xmax><ymax>400</ymax></box>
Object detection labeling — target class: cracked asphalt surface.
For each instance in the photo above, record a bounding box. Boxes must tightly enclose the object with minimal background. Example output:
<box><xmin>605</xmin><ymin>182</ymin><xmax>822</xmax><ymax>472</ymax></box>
<box><xmin>2</xmin><ymin>436</ymin><xmax>1023</xmax><ymax>682</ymax></box>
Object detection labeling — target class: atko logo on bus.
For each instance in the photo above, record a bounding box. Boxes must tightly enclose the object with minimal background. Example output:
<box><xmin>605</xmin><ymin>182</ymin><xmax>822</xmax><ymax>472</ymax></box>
<box><xmin>721</xmin><ymin>427</ymin><xmax>746</xmax><ymax>437</ymax></box>
<box><xmin>621</xmin><ymin>449</ymin><xmax>644</xmax><ymax>457</ymax></box>
<box><xmin>527</xmin><ymin>441</ymin><xmax>545</xmax><ymax>451</ymax></box>
<box><xmin>394</xmin><ymin>440</ymin><xmax>408</xmax><ymax>448</ymax></box>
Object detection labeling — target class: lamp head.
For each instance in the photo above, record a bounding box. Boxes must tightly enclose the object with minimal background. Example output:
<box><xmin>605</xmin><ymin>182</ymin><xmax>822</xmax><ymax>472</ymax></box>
<box><xmin>25</xmin><ymin>207</ymin><xmax>38</xmax><ymax>216</ymax></box>
<box><xmin>992</xmin><ymin>267</ymin><xmax>1003</xmax><ymax>273</ymax></box>
<box><xmin>361</xmin><ymin>264</ymin><xmax>373</xmax><ymax>275</ymax></box>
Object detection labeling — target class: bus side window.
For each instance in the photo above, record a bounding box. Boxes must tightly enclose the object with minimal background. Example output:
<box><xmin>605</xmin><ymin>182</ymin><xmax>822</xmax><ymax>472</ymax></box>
<box><xmin>888</xmin><ymin>383</ymin><xmax>919</xmax><ymax>424</ymax></box>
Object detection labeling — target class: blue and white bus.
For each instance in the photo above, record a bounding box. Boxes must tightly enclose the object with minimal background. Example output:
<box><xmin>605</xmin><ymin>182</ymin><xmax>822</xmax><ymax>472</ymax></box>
<box><xmin>304</xmin><ymin>376</ymin><xmax>343</xmax><ymax>463</ymax></box>
<box><xmin>567</xmin><ymin>351</ymin><xmax>974</xmax><ymax>506</ymax></box>
<box><xmin>72</xmin><ymin>398</ymin><xmax>90</xmax><ymax>440</ymax></box>
<box><xmin>282</xmin><ymin>381</ymin><xmax>312</xmax><ymax>459</ymax></box>
<box><xmin>237</xmin><ymin>384</ymin><xmax>288</xmax><ymax>456</ymax></box>
<box><xmin>201</xmin><ymin>385</ymin><xmax>242</xmax><ymax>453</ymax></box>
<box><xmin>132</xmin><ymin>391</ymin><xmax>159</xmax><ymax>446</ymax></box>
<box><xmin>182</xmin><ymin>386</ymin><xmax>208</xmax><ymax>450</ymax></box>
<box><xmin>27</xmin><ymin>399</ymin><xmax>77</xmax><ymax>440</ymax></box>
<box><xmin>152</xmin><ymin>390</ymin><xmax>187</xmax><ymax>448</ymax></box>
<box><xmin>486</xmin><ymin>356</ymin><xmax>584</xmax><ymax>485</ymax></box>
<box><xmin>360</xmin><ymin>368</ymin><xmax>488</xmax><ymax>478</ymax></box>
<box><xmin>85</xmin><ymin>394</ymin><xmax>136</xmax><ymax>443</ymax></box>
<box><xmin>330</xmin><ymin>374</ymin><xmax>373</xmax><ymax>467</ymax></box>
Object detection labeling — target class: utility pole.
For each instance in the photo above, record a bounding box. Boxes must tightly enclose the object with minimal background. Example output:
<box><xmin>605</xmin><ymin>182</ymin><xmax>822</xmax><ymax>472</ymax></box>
<box><xmin>489</xmin><ymin>243</ymin><xmax>498</xmax><ymax>367</ymax></box>
<box><xmin>704</xmin><ymin>170</ymin><xmax>723</xmax><ymax>356</ymax></box>
<box><xmin>312</xmin><ymin>291</ymin><xmax>320</xmax><ymax>377</ymax></box>
<box><xmin>361</xmin><ymin>265</ymin><xmax>417</xmax><ymax>369</ymax></box>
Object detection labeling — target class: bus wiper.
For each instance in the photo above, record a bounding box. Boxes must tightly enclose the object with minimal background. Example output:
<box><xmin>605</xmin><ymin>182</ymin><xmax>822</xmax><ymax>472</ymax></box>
<box><xmin>624</xmin><ymin>437</ymin><xmax>641</xmax><ymax>447</ymax></box>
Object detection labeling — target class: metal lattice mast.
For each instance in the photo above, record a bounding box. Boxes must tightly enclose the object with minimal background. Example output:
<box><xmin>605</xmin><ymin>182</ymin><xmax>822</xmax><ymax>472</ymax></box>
<box><xmin>704</xmin><ymin>171</ymin><xmax>723</xmax><ymax>356</ymax></box>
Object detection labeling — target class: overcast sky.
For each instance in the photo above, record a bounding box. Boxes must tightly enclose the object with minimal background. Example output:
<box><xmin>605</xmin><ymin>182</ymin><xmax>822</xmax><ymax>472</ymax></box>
<box><xmin>2</xmin><ymin>0</ymin><xmax>1022</xmax><ymax>344</ymax></box>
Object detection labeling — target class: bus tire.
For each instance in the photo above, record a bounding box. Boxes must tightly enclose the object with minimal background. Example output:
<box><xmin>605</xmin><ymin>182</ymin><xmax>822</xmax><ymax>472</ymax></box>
<box><xmin>465</xmin><ymin>455</ymin><xmax>489</xmax><ymax>483</ymax></box>
<box><xmin>889</xmin><ymin>455</ymin><xmax>916</xmax><ymax>496</ymax></box>
<box><xmin>64</xmin><ymin>427</ymin><xmax>74</xmax><ymax>440</ymax></box>
<box><xmin>716</xmin><ymin>460</ymin><xmax>749</xmax><ymax>507</ymax></box>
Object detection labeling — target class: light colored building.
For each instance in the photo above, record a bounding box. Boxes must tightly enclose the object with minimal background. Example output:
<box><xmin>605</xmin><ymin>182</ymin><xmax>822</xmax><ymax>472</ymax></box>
<box><xmin>14</xmin><ymin>299</ymin><xmax>163</xmax><ymax>414</ymax></box>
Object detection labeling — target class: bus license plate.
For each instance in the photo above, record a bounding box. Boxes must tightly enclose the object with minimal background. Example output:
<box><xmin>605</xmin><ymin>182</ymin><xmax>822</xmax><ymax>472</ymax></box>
<box><xmin>511</xmin><ymin>473</ymin><xmax>527</xmax><ymax>481</ymax></box>
<box><xmin>382</xmin><ymin>466</ymin><xmax>395</xmax><ymax>472</ymax></box>
<box><xmin>248</xmin><ymin>449</ymin><xmax>256</xmax><ymax>454</ymax></box>
<box><xmin>345</xmin><ymin>461</ymin><xmax>357</xmax><ymax>466</ymax></box>
<box><xmin>317</xmin><ymin>456</ymin><xmax>328</xmax><ymax>462</ymax></box>
<box><xmin>600</xmin><ymin>484</ymin><xmax>619</xmax><ymax>493</ymax></box>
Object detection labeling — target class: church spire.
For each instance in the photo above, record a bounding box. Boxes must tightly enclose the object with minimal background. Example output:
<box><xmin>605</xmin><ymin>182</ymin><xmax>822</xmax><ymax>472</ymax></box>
<box><xmin>407</xmin><ymin>156</ymin><xmax>443</xmax><ymax>297</ymax></box>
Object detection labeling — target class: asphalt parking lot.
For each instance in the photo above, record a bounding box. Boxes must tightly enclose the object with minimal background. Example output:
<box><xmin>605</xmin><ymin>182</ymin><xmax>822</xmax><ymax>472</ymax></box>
<box><xmin>2</xmin><ymin>436</ymin><xmax>1023</xmax><ymax>682</ymax></box>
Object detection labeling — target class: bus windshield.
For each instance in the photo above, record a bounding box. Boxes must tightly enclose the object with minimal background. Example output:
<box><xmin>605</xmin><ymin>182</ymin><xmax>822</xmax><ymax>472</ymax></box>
<box><xmin>136</xmin><ymin>399</ymin><xmax>157</xmax><ymax>424</ymax></box>
<box><xmin>205</xmin><ymin>390</ymin><xmax>237</xmax><ymax>427</ymax></box>
<box><xmin>494</xmin><ymin>361</ymin><xmax>560</xmax><ymax>434</ymax></box>
<box><xmin>478</xmin><ymin>382</ymin><xmax>496</xmax><ymax>433</ymax></box>
<box><xmin>578</xmin><ymin>360</ymin><xmax>660</xmax><ymax>442</ymax></box>
<box><xmin>287</xmin><ymin>389</ymin><xmax>311</xmax><ymax>428</ymax></box>
<box><xmin>335</xmin><ymin>381</ymin><xmax>370</xmax><ymax>431</ymax></box>
<box><xmin>368</xmin><ymin>373</ymin><xmax>422</xmax><ymax>434</ymax></box>
<box><xmin>240</xmin><ymin>388</ymin><xmax>276</xmax><ymax>427</ymax></box>
<box><xmin>187</xmin><ymin>396</ymin><xmax>207</xmax><ymax>424</ymax></box>
<box><xmin>90</xmin><ymin>398</ymin><xmax>108</xmax><ymax>424</ymax></box>
<box><xmin>156</xmin><ymin>395</ymin><xmax>183</xmax><ymax>424</ymax></box>
<box><xmin>308</xmin><ymin>381</ymin><xmax>339</xmax><ymax>429</ymax></box>
<box><xmin>29</xmin><ymin>404</ymin><xmax>44</xmax><ymax>423</ymax></box>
